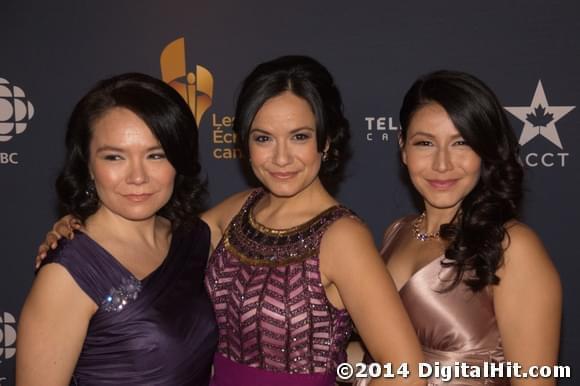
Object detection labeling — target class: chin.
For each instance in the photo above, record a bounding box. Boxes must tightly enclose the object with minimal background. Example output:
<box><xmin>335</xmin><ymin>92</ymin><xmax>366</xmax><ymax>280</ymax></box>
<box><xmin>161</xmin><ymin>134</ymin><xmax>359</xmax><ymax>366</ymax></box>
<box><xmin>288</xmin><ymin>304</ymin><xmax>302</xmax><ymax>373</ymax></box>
<box><xmin>423</xmin><ymin>196</ymin><xmax>464</xmax><ymax>211</ymax></box>
<box><xmin>266</xmin><ymin>185</ymin><xmax>302</xmax><ymax>198</ymax></box>
<box><xmin>108</xmin><ymin>204</ymin><xmax>163</xmax><ymax>222</ymax></box>
<box><xmin>257</xmin><ymin>170</ymin><xmax>320</xmax><ymax>199</ymax></box>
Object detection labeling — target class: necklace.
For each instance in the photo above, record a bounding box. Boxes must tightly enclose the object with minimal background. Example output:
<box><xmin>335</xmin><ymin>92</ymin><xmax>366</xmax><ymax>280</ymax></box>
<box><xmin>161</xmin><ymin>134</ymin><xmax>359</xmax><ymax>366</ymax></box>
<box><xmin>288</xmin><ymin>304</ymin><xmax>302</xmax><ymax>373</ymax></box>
<box><xmin>412</xmin><ymin>212</ymin><xmax>440</xmax><ymax>241</ymax></box>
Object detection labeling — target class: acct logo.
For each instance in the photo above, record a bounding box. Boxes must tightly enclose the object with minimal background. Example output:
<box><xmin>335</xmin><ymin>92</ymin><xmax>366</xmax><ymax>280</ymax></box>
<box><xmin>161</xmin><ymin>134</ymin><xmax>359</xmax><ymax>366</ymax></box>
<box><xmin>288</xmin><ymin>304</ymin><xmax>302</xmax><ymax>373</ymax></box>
<box><xmin>505</xmin><ymin>80</ymin><xmax>575</xmax><ymax>167</ymax></box>
<box><xmin>0</xmin><ymin>312</ymin><xmax>16</xmax><ymax>362</ymax></box>
<box><xmin>0</xmin><ymin>78</ymin><xmax>34</xmax><ymax>143</ymax></box>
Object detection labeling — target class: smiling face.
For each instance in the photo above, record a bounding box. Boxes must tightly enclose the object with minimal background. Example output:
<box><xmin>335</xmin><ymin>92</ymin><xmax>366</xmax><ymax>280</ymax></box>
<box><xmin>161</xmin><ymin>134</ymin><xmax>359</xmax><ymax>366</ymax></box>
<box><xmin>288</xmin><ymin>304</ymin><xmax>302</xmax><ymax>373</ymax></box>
<box><xmin>401</xmin><ymin>102</ymin><xmax>482</xmax><ymax>213</ymax></box>
<box><xmin>88</xmin><ymin>107</ymin><xmax>176</xmax><ymax>222</ymax></box>
<box><xmin>248</xmin><ymin>91</ymin><xmax>325</xmax><ymax>198</ymax></box>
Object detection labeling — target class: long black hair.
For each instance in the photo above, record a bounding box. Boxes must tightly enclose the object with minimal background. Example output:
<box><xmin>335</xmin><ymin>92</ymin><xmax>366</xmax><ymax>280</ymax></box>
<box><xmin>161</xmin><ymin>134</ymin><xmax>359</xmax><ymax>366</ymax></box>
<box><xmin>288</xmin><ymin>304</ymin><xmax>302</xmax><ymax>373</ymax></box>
<box><xmin>400</xmin><ymin>70</ymin><xmax>524</xmax><ymax>292</ymax></box>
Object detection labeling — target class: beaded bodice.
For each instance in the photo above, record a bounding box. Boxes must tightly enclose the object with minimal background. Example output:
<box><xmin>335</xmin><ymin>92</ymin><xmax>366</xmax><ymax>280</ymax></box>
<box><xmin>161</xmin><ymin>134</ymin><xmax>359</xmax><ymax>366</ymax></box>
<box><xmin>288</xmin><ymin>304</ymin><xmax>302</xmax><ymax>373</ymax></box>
<box><xmin>205</xmin><ymin>189</ymin><xmax>355</xmax><ymax>374</ymax></box>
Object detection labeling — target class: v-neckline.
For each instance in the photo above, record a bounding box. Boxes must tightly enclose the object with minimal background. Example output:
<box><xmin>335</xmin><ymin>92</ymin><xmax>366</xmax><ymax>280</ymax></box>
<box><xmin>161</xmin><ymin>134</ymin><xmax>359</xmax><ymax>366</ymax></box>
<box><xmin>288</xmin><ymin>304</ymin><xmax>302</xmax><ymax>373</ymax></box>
<box><xmin>399</xmin><ymin>254</ymin><xmax>444</xmax><ymax>294</ymax></box>
<box><xmin>75</xmin><ymin>229</ymin><xmax>176</xmax><ymax>282</ymax></box>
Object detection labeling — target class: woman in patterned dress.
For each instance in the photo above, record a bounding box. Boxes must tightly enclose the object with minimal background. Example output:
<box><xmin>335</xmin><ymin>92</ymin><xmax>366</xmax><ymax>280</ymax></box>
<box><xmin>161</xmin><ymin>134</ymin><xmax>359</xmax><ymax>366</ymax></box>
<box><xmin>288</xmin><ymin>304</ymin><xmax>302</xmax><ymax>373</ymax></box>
<box><xmin>202</xmin><ymin>55</ymin><xmax>423</xmax><ymax>386</ymax></box>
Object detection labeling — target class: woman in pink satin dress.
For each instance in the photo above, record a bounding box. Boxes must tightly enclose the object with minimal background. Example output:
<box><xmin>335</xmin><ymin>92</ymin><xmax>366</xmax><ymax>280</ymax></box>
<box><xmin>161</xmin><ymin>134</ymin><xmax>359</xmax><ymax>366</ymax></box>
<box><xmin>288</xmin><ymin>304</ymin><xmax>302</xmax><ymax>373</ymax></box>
<box><xmin>375</xmin><ymin>70</ymin><xmax>561</xmax><ymax>386</ymax></box>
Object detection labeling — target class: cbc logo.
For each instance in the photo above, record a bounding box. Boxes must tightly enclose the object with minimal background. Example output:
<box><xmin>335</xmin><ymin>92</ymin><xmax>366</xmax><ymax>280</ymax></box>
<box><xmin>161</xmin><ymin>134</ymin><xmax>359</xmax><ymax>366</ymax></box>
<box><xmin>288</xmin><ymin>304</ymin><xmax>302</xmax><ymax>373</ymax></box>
<box><xmin>0</xmin><ymin>78</ymin><xmax>34</xmax><ymax>142</ymax></box>
<box><xmin>0</xmin><ymin>312</ymin><xmax>16</xmax><ymax>362</ymax></box>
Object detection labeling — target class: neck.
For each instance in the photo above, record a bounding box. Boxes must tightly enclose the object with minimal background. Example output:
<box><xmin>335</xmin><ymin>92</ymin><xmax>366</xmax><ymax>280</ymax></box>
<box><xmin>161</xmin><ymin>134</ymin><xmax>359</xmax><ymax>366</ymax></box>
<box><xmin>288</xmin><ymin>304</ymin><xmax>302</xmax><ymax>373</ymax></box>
<box><xmin>262</xmin><ymin>178</ymin><xmax>333</xmax><ymax>216</ymax></box>
<box><xmin>422</xmin><ymin>204</ymin><xmax>460</xmax><ymax>234</ymax></box>
<box><xmin>84</xmin><ymin>208</ymin><xmax>166</xmax><ymax>247</ymax></box>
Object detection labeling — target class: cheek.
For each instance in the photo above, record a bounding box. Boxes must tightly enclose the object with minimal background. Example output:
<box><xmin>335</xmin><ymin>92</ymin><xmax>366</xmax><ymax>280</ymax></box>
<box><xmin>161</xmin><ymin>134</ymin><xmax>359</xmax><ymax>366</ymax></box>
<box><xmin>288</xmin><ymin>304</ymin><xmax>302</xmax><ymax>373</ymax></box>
<box><xmin>297</xmin><ymin>143</ymin><xmax>322</xmax><ymax>164</ymax></box>
<box><xmin>248</xmin><ymin>144</ymin><xmax>269</xmax><ymax>165</ymax></box>
<box><xmin>471</xmin><ymin>161</ymin><xmax>482</xmax><ymax>184</ymax></box>
<box><xmin>91</xmin><ymin>164</ymin><xmax>121</xmax><ymax>189</ymax></box>
<box><xmin>461</xmin><ymin>153</ymin><xmax>482</xmax><ymax>175</ymax></box>
<box><xmin>404</xmin><ymin>151</ymin><xmax>428</xmax><ymax>174</ymax></box>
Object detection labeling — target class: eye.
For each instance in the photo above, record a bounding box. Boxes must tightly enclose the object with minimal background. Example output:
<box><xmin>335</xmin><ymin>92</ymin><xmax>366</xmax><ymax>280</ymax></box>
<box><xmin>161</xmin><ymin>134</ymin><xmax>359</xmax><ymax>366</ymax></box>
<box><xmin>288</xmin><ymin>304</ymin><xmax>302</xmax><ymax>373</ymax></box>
<box><xmin>453</xmin><ymin>139</ymin><xmax>469</xmax><ymax>146</ymax></box>
<box><xmin>293</xmin><ymin>132</ymin><xmax>311</xmax><ymax>141</ymax></box>
<box><xmin>412</xmin><ymin>140</ymin><xmax>433</xmax><ymax>147</ymax></box>
<box><xmin>103</xmin><ymin>154</ymin><xmax>123</xmax><ymax>161</ymax></box>
<box><xmin>148</xmin><ymin>152</ymin><xmax>167</xmax><ymax>160</ymax></box>
<box><xmin>252</xmin><ymin>134</ymin><xmax>271</xmax><ymax>143</ymax></box>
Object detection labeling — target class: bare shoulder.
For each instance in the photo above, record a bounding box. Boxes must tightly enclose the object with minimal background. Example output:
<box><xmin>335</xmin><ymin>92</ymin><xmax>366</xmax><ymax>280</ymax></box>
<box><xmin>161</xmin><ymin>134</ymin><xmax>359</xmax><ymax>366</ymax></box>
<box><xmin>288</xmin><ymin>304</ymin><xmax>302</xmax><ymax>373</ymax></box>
<box><xmin>35</xmin><ymin>263</ymin><xmax>91</xmax><ymax>296</ymax></box>
<box><xmin>325</xmin><ymin>215</ymin><xmax>371</xmax><ymax>242</ymax></box>
<box><xmin>35</xmin><ymin>262</ymin><xmax>78</xmax><ymax>288</ymax></box>
<box><xmin>503</xmin><ymin>221</ymin><xmax>551</xmax><ymax>266</ymax></box>
<box><xmin>321</xmin><ymin>216</ymin><xmax>377</xmax><ymax>263</ymax></box>
<box><xmin>201</xmin><ymin>189</ymin><xmax>255</xmax><ymax>231</ymax></box>
<box><xmin>382</xmin><ymin>215</ymin><xmax>414</xmax><ymax>242</ymax></box>
<box><xmin>499</xmin><ymin>221</ymin><xmax>561</xmax><ymax>290</ymax></box>
<box><xmin>25</xmin><ymin>262</ymin><xmax>96</xmax><ymax>315</ymax></box>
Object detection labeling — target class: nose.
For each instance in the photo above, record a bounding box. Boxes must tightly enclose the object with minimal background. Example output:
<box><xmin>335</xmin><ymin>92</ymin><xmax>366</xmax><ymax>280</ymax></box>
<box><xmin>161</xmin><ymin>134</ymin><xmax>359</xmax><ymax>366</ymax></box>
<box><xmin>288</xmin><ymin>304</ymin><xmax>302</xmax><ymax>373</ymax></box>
<box><xmin>273</xmin><ymin>140</ymin><xmax>292</xmax><ymax>167</ymax></box>
<box><xmin>433</xmin><ymin>146</ymin><xmax>453</xmax><ymax>173</ymax></box>
<box><xmin>126</xmin><ymin>159</ymin><xmax>149</xmax><ymax>185</ymax></box>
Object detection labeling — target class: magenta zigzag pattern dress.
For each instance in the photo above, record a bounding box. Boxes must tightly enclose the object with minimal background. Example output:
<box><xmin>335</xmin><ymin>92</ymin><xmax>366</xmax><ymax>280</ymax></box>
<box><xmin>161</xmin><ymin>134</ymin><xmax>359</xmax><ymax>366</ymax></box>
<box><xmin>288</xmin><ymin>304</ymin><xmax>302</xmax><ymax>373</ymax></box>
<box><xmin>205</xmin><ymin>189</ymin><xmax>356</xmax><ymax>386</ymax></box>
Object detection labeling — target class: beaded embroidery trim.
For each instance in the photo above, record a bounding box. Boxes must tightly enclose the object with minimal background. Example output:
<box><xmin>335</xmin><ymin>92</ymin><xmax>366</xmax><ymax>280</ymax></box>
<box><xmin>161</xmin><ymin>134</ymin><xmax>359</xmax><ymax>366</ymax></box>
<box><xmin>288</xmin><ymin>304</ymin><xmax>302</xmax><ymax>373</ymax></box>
<box><xmin>101</xmin><ymin>276</ymin><xmax>142</xmax><ymax>312</ymax></box>
<box><xmin>223</xmin><ymin>190</ymin><xmax>354</xmax><ymax>267</ymax></box>
<box><xmin>248</xmin><ymin>203</ymin><xmax>341</xmax><ymax>236</ymax></box>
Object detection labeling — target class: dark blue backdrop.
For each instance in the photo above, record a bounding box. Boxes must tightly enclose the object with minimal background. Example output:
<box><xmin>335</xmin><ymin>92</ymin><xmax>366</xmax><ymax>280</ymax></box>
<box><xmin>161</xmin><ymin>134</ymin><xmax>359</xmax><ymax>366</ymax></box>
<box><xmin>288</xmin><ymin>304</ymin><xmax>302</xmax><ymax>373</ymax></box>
<box><xmin>1</xmin><ymin>1</ymin><xmax>578</xmax><ymax>384</ymax></box>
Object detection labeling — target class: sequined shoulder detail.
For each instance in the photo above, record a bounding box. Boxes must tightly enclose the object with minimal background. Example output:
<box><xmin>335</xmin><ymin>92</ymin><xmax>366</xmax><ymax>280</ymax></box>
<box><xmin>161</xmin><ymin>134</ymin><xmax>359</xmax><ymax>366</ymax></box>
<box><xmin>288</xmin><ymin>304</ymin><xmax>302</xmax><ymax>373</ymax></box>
<box><xmin>101</xmin><ymin>276</ymin><xmax>142</xmax><ymax>312</ymax></box>
<box><xmin>224</xmin><ymin>189</ymin><xmax>357</xmax><ymax>267</ymax></box>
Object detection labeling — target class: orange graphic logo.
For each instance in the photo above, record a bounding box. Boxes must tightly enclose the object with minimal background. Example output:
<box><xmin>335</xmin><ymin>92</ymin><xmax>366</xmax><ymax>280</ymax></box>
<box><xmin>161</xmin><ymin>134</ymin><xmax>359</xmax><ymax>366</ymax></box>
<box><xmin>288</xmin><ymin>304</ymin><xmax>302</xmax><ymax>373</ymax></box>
<box><xmin>160</xmin><ymin>38</ymin><xmax>213</xmax><ymax>126</ymax></box>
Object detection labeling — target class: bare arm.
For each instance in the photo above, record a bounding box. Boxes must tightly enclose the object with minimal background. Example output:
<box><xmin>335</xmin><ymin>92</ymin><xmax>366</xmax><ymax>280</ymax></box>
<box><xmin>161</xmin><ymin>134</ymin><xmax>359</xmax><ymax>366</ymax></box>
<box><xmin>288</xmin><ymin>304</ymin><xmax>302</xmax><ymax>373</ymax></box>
<box><xmin>320</xmin><ymin>218</ymin><xmax>424</xmax><ymax>385</ymax></box>
<box><xmin>200</xmin><ymin>189</ymin><xmax>254</xmax><ymax>252</ymax></box>
<box><xmin>494</xmin><ymin>223</ymin><xmax>562</xmax><ymax>386</ymax></box>
<box><xmin>16</xmin><ymin>264</ymin><xmax>95</xmax><ymax>386</ymax></box>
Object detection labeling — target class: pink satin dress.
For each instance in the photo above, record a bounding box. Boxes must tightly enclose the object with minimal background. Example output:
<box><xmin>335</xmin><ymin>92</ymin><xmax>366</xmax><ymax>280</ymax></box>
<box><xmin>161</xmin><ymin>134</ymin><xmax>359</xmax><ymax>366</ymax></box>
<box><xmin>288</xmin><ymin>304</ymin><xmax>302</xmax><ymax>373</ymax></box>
<box><xmin>383</xmin><ymin>218</ymin><xmax>510</xmax><ymax>386</ymax></box>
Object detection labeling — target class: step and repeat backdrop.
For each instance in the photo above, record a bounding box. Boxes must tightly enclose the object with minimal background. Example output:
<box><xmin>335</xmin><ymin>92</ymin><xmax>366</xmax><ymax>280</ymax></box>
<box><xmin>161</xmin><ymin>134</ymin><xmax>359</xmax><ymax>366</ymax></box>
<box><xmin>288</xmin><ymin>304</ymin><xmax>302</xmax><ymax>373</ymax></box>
<box><xmin>1</xmin><ymin>1</ymin><xmax>579</xmax><ymax>384</ymax></box>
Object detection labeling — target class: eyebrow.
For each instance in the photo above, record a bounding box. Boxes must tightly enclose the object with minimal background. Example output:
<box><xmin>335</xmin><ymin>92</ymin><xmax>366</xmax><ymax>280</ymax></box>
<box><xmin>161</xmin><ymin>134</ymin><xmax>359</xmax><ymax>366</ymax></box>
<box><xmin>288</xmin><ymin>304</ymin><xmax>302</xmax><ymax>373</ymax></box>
<box><xmin>95</xmin><ymin>145</ymin><xmax>164</xmax><ymax>153</ymax></box>
<box><xmin>249</xmin><ymin>126</ymin><xmax>315</xmax><ymax>134</ymax></box>
<box><xmin>409</xmin><ymin>131</ymin><xmax>463</xmax><ymax>140</ymax></box>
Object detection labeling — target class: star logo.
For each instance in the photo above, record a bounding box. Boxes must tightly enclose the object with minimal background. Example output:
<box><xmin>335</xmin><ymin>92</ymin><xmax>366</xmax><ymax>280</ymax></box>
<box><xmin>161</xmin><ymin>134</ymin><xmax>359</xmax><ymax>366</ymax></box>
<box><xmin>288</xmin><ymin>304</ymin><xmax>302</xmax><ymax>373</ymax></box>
<box><xmin>505</xmin><ymin>80</ymin><xmax>575</xmax><ymax>149</ymax></box>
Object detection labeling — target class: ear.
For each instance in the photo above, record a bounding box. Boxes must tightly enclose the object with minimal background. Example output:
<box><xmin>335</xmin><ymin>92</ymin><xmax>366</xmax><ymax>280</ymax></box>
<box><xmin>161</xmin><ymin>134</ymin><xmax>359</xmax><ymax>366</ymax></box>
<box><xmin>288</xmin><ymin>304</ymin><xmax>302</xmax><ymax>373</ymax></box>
<box><xmin>323</xmin><ymin>138</ymin><xmax>330</xmax><ymax>153</ymax></box>
<box><xmin>399</xmin><ymin>133</ymin><xmax>407</xmax><ymax>165</ymax></box>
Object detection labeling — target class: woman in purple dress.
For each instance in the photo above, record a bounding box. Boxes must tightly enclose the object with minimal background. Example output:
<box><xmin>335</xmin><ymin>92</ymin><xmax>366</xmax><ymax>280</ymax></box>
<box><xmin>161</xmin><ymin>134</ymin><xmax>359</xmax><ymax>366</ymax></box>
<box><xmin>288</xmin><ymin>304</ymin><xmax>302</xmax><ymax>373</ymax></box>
<box><xmin>17</xmin><ymin>73</ymin><xmax>217</xmax><ymax>385</ymax></box>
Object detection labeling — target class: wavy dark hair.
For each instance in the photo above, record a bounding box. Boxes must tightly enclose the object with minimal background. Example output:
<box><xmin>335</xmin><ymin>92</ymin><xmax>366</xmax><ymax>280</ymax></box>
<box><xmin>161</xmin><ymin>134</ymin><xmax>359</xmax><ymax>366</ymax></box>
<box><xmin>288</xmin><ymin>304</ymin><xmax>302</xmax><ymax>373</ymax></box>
<box><xmin>400</xmin><ymin>70</ymin><xmax>524</xmax><ymax>292</ymax></box>
<box><xmin>233</xmin><ymin>55</ymin><xmax>350</xmax><ymax>181</ymax></box>
<box><xmin>57</xmin><ymin>72</ymin><xmax>206</xmax><ymax>228</ymax></box>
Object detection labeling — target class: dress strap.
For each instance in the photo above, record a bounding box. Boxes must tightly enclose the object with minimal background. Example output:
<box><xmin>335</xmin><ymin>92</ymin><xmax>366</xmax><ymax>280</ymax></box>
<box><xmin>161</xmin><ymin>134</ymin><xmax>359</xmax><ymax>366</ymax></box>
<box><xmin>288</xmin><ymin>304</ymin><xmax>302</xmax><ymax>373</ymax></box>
<box><xmin>379</xmin><ymin>215</ymin><xmax>414</xmax><ymax>257</ymax></box>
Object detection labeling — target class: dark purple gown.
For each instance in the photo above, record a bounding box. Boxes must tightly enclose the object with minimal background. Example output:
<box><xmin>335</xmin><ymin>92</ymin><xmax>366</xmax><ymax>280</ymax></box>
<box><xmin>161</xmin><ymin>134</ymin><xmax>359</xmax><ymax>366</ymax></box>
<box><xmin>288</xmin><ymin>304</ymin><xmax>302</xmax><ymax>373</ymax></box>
<box><xmin>40</xmin><ymin>219</ymin><xmax>217</xmax><ymax>386</ymax></box>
